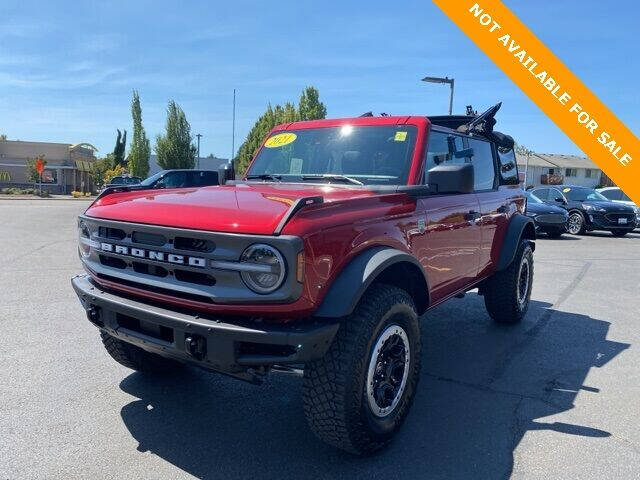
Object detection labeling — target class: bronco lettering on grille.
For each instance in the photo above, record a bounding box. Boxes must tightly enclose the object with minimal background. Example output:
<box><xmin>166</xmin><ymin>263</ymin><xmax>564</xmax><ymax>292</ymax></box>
<box><xmin>100</xmin><ymin>242</ymin><xmax>206</xmax><ymax>267</ymax></box>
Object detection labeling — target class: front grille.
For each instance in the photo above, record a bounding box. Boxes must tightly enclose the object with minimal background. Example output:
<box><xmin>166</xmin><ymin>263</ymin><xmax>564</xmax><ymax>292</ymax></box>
<box><xmin>132</xmin><ymin>261</ymin><xmax>168</xmax><ymax>278</ymax></box>
<box><xmin>174</xmin><ymin>236</ymin><xmax>215</xmax><ymax>253</ymax></box>
<box><xmin>535</xmin><ymin>214</ymin><xmax>566</xmax><ymax>224</ymax></box>
<box><xmin>82</xmin><ymin>215</ymin><xmax>302</xmax><ymax>305</ymax></box>
<box><xmin>98</xmin><ymin>227</ymin><xmax>126</xmax><ymax>240</ymax></box>
<box><xmin>99</xmin><ymin>255</ymin><xmax>127</xmax><ymax>269</ymax></box>
<box><xmin>131</xmin><ymin>231</ymin><xmax>166</xmax><ymax>246</ymax></box>
<box><xmin>605</xmin><ymin>213</ymin><xmax>635</xmax><ymax>223</ymax></box>
<box><xmin>174</xmin><ymin>269</ymin><xmax>216</xmax><ymax>286</ymax></box>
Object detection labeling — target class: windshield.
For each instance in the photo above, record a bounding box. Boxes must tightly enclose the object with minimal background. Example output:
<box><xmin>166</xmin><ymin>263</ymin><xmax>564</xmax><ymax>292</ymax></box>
<box><xmin>525</xmin><ymin>191</ymin><xmax>543</xmax><ymax>204</ymax></box>
<box><xmin>563</xmin><ymin>187</ymin><xmax>608</xmax><ymax>202</ymax></box>
<box><xmin>109</xmin><ymin>176</ymin><xmax>141</xmax><ymax>185</ymax></box>
<box><xmin>246</xmin><ymin>125</ymin><xmax>418</xmax><ymax>185</ymax></box>
<box><xmin>140</xmin><ymin>171</ymin><xmax>167</xmax><ymax>186</ymax></box>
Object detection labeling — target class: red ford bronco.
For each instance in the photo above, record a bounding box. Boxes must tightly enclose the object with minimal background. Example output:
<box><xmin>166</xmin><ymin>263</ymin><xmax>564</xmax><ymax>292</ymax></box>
<box><xmin>73</xmin><ymin>103</ymin><xmax>535</xmax><ymax>454</ymax></box>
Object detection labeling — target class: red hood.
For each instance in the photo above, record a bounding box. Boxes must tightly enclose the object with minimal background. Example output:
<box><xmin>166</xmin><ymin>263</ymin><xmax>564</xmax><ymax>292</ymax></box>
<box><xmin>86</xmin><ymin>183</ymin><xmax>377</xmax><ymax>235</ymax></box>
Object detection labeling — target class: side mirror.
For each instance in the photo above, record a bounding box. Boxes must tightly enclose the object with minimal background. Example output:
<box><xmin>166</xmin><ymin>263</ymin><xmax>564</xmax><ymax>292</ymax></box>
<box><xmin>427</xmin><ymin>163</ymin><xmax>474</xmax><ymax>194</ymax></box>
<box><xmin>218</xmin><ymin>161</ymin><xmax>235</xmax><ymax>185</ymax></box>
<box><xmin>554</xmin><ymin>196</ymin><xmax>567</xmax><ymax>204</ymax></box>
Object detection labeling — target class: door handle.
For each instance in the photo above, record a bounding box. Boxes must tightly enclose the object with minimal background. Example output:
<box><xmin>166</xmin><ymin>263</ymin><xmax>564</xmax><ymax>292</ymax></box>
<box><xmin>465</xmin><ymin>210</ymin><xmax>481</xmax><ymax>221</ymax></box>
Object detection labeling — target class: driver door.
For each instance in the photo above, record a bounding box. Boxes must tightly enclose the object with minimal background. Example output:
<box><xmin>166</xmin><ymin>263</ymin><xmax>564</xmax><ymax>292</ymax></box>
<box><xmin>413</xmin><ymin>129</ymin><xmax>481</xmax><ymax>303</ymax></box>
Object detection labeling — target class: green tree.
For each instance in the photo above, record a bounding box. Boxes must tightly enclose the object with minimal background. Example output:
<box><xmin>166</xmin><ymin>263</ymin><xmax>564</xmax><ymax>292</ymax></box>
<box><xmin>155</xmin><ymin>100</ymin><xmax>196</xmax><ymax>169</ymax></box>
<box><xmin>298</xmin><ymin>86</ymin><xmax>327</xmax><ymax>121</ymax></box>
<box><xmin>89</xmin><ymin>157</ymin><xmax>114</xmax><ymax>188</ymax></box>
<box><xmin>0</xmin><ymin>134</ymin><xmax>7</xmax><ymax>141</ymax></box>
<box><xmin>26</xmin><ymin>155</ymin><xmax>46</xmax><ymax>183</ymax></box>
<box><xmin>235</xmin><ymin>86</ymin><xmax>326</xmax><ymax>175</ymax></box>
<box><xmin>128</xmin><ymin>90</ymin><xmax>151</xmax><ymax>178</ymax></box>
<box><xmin>112</xmin><ymin>129</ymin><xmax>127</xmax><ymax>167</ymax></box>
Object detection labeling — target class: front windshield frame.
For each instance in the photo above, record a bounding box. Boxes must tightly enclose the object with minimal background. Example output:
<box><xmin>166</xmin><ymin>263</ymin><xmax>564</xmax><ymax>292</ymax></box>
<box><xmin>246</xmin><ymin>125</ymin><xmax>418</xmax><ymax>186</ymax></box>
<box><xmin>564</xmin><ymin>187</ymin><xmax>608</xmax><ymax>202</ymax></box>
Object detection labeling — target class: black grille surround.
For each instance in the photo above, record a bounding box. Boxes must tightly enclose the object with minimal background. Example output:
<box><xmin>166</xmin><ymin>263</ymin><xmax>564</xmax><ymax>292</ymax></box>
<box><xmin>79</xmin><ymin>215</ymin><xmax>304</xmax><ymax>305</ymax></box>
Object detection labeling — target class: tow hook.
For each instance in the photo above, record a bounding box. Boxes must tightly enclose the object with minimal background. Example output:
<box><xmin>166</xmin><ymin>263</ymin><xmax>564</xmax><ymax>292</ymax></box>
<box><xmin>86</xmin><ymin>306</ymin><xmax>103</xmax><ymax>327</ymax></box>
<box><xmin>185</xmin><ymin>334</ymin><xmax>207</xmax><ymax>360</ymax></box>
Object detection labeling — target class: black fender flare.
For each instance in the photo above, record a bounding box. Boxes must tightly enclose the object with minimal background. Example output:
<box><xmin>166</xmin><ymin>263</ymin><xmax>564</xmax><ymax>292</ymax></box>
<box><xmin>314</xmin><ymin>247</ymin><xmax>429</xmax><ymax>318</ymax></box>
<box><xmin>496</xmin><ymin>214</ymin><xmax>536</xmax><ymax>271</ymax></box>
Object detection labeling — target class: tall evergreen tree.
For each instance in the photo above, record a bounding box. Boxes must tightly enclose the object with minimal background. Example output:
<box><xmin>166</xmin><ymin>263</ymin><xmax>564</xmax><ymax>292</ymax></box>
<box><xmin>298</xmin><ymin>86</ymin><xmax>327</xmax><ymax>121</ymax></box>
<box><xmin>235</xmin><ymin>87</ymin><xmax>326</xmax><ymax>175</ymax></box>
<box><xmin>112</xmin><ymin>129</ymin><xmax>127</xmax><ymax>167</ymax></box>
<box><xmin>155</xmin><ymin>100</ymin><xmax>196</xmax><ymax>169</ymax></box>
<box><xmin>128</xmin><ymin>90</ymin><xmax>151</xmax><ymax>178</ymax></box>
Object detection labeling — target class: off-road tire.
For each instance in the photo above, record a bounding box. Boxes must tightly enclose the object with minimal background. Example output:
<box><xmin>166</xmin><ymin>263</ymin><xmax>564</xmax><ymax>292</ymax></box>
<box><xmin>303</xmin><ymin>284</ymin><xmax>421</xmax><ymax>455</ymax></box>
<box><xmin>100</xmin><ymin>331</ymin><xmax>183</xmax><ymax>373</ymax></box>
<box><xmin>483</xmin><ymin>241</ymin><xmax>534</xmax><ymax>324</ymax></box>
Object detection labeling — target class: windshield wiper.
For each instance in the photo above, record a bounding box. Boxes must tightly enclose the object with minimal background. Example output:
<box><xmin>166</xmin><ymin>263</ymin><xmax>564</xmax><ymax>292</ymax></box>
<box><xmin>301</xmin><ymin>174</ymin><xmax>364</xmax><ymax>186</ymax></box>
<box><xmin>246</xmin><ymin>174</ymin><xmax>282</xmax><ymax>182</ymax></box>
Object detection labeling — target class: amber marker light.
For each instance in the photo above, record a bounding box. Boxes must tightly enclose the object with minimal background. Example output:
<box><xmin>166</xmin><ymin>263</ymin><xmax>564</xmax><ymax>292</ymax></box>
<box><xmin>296</xmin><ymin>251</ymin><xmax>305</xmax><ymax>283</ymax></box>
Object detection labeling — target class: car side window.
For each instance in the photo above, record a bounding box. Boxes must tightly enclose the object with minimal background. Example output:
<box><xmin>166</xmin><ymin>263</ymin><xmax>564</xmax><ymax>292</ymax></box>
<box><xmin>425</xmin><ymin>131</ymin><xmax>464</xmax><ymax>173</ymax></box>
<box><xmin>496</xmin><ymin>146</ymin><xmax>518</xmax><ymax>184</ymax></box>
<box><xmin>533</xmin><ymin>188</ymin><xmax>549</xmax><ymax>200</ymax></box>
<box><xmin>467</xmin><ymin>137</ymin><xmax>496</xmax><ymax>191</ymax></box>
<box><xmin>602</xmin><ymin>189</ymin><xmax>621</xmax><ymax>201</ymax></box>
<box><xmin>200</xmin><ymin>171</ymin><xmax>218</xmax><ymax>185</ymax></box>
<box><xmin>549</xmin><ymin>188</ymin><xmax>564</xmax><ymax>202</ymax></box>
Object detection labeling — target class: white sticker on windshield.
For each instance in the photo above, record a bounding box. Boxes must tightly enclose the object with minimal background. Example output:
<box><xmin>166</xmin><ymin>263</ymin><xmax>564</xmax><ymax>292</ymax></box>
<box><xmin>290</xmin><ymin>157</ymin><xmax>303</xmax><ymax>174</ymax></box>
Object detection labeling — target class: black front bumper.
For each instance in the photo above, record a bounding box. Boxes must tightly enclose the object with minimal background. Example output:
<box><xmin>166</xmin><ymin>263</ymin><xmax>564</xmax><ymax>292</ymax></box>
<box><xmin>72</xmin><ymin>275</ymin><xmax>339</xmax><ymax>380</ymax></box>
<box><xmin>586</xmin><ymin>212</ymin><xmax>637</xmax><ymax>231</ymax></box>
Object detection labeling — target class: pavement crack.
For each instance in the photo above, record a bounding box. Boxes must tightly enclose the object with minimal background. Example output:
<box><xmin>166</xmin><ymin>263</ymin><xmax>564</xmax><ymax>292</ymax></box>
<box><xmin>423</xmin><ymin>372</ymin><xmax>563</xmax><ymax>409</ymax></box>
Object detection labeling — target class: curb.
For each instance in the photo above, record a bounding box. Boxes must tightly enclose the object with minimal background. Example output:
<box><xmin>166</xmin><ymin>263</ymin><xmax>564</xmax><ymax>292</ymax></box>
<box><xmin>0</xmin><ymin>195</ymin><xmax>95</xmax><ymax>201</ymax></box>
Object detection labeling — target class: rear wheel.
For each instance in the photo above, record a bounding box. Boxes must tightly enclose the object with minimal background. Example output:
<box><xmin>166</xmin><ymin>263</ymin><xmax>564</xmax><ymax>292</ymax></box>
<box><xmin>567</xmin><ymin>211</ymin><xmax>585</xmax><ymax>235</ymax></box>
<box><xmin>303</xmin><ymin>284</ymin><xmax>421</xmax><ymax>455</ymax></box>
<box><xmin>100</xmin><ymin>331</ymin><xmax>184</xmax><ymax>373</ymax></box>
<box><xmin>483</xmin><ymin>241</ymin><xmax>534</xmax><ymax>324</ymax></box>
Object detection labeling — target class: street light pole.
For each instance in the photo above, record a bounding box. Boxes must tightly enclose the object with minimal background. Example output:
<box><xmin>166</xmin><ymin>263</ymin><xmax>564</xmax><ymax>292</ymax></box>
<box><xmin>196</xmin><ymin>133</ymin><xmax>202</xmax><ymax>169</ymax></box>
<box><xmin>421</xmin><ymin>75</ymin><xmax>455</xmax><ymax>115</ymax></box>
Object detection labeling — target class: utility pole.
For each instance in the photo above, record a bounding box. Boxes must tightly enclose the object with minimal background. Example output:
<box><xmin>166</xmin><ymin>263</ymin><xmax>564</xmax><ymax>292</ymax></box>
<box><xmin>196</xmin><ymin>133</ymin><xmax>202</xmax><ymax>169</ymax></box>
<box><xmin>421</xmin><ymin>76</ymin><xmax>455</xmax><ymax>115</ymax></box>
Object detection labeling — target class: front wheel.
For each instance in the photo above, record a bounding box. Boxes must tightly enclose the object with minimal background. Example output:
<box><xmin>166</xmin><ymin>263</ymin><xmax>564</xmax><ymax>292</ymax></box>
<box><xmin>303</xmin><ymin>284</ymin><xmax>421</xmax><ymax>455</ymax></box>
<box><xmin>567</xmin><ymin>211</ymin><xmax>585</xmax><ymax>235</ymax></box>
<box><xmin>483</xmin><ymin>240</ymin><xmax>534</xmax><ymax>324</ymax></box>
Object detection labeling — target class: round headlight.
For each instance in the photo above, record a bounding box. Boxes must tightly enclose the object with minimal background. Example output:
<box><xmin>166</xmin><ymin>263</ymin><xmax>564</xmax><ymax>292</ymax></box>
<box><xmin>239</xmin><ymin>244</ymin><xmax>286</xmax><ymax>294</ymax></box>
<box><xmin>78</xmin><ymin>221</ymin><xmax>91</xmax><ymax>257</ymax></box>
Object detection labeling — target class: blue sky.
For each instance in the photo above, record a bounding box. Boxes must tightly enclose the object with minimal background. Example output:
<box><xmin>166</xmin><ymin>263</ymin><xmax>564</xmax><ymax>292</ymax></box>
<box><xmin>1</xmin><ymin>0</ymin><xmax>638</xmax><ymax>160</ymax></box>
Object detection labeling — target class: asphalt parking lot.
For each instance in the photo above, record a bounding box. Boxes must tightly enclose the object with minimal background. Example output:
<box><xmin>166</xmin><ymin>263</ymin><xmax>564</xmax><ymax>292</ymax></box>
<box><xmin>1</xmin><ymin>199</ymin><xmax>639</xmax><ymax>479</ymax></box>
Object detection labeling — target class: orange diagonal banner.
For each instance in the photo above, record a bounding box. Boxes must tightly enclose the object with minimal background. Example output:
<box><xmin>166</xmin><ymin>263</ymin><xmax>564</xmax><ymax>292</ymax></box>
<box><xmin>433</xmin><ymin>0</ymin><xmax>640</xmax><ymax>204</ymax></box>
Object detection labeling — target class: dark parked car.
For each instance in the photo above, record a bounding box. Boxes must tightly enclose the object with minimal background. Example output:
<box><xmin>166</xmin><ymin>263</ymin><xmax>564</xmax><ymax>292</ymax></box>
<box><xmin>107</xmin><ymin>175</ymin><xmax>143</xmax><ymax>186</ymax></box>
<box><xmin>531</xmin><ymin>185</ymin><xmax>637</xmax><ymax>236</ymax></box>
<box><xmin>525</xmin><ymin>191</ymin><xmax>568</xmax><ymax>238</ymax></box>
<box><xmin>98</xmin><ymin>175</ymin><xmax>143</xmax><ymax>194</ymax></box>
<box><xmin>140</xmin><ymin>169</ymin><xmax>219</xmax><ymax>189</ymax></box>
